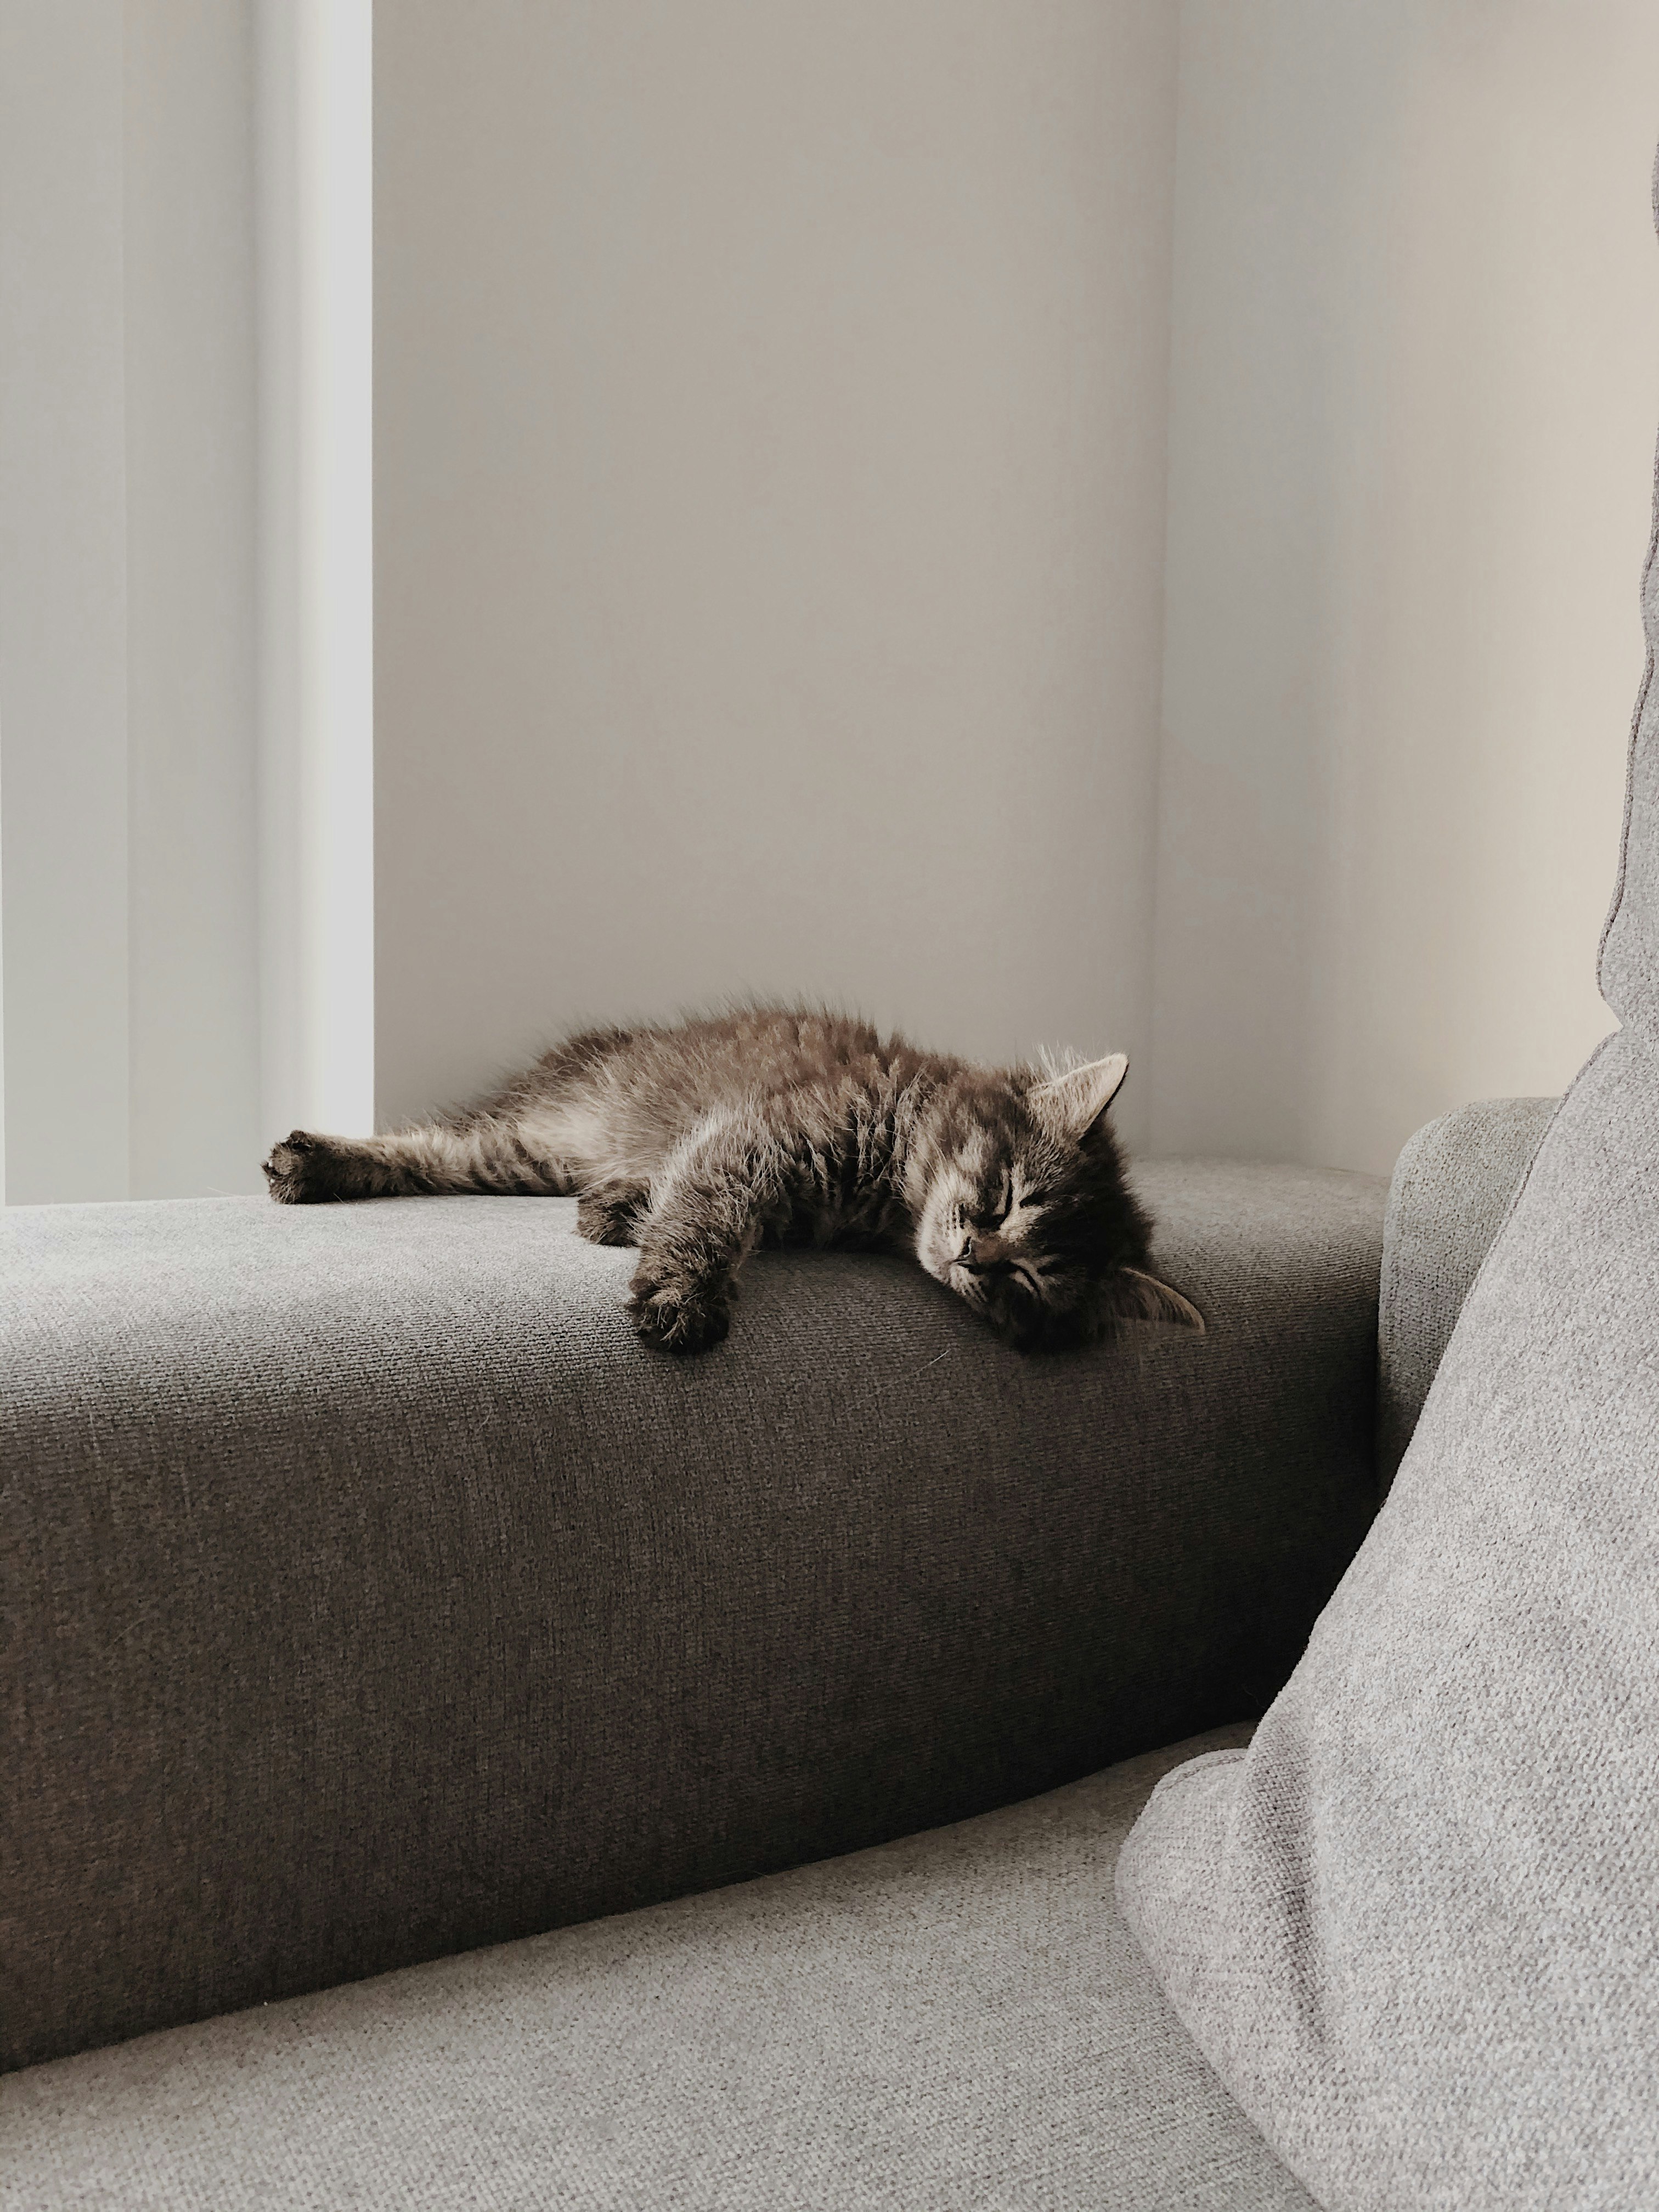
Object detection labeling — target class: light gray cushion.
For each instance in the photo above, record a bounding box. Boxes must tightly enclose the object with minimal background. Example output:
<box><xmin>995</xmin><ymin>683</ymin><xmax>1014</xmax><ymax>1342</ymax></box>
<box><xmin>3</xmin><ymin>1158</ymin><xmax>1383</xmax><ymax>2073</ymax></box>
<box><xmin>1116</xmin><ymin>171</ymin><xmax>1659</xmax><ymax>2212</ymax></box>
<box><xmin>1376</xmin><ymin>1093</ymin><xmax>1556</xmax><ymax>1492</ymax></box>
<box><xmin>0</xmin><ymin>1725</ymin><xmax>1315</xmax><ymax>2212</ymax></box>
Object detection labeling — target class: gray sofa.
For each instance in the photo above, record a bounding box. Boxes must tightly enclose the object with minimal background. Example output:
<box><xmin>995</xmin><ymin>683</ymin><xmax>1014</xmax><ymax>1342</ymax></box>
<box><xmin>1</xmin><ymin>1110</ymin><xmax>1548</xmax><ymax>2208</ymax></box>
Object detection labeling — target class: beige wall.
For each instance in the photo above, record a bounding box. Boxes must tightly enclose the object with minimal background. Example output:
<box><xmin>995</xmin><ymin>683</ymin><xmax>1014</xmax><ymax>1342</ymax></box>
<box><xmin>1151</xmin><ymin>0</ymin><xmax>1659</xmax><ymax>1175</ymax></box>
<box><xmin>378</xmin><ymin>2</ymin><xmax>1659</xmax><ymax>1177</ymax></box>
<box><xmin>373</xmin><ymin>1</ymin><xmax>1181</xmax><ymax>1147</ymax></box>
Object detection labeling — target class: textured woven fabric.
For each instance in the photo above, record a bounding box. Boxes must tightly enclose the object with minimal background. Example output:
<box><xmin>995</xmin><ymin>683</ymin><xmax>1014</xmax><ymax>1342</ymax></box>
<box><xmin>2</xmin><ymin>1158</ymin><xmax>1382</xmax><ymax>2073</ymax></box>
<box><xmin>0</xmin><ymin>1725</ymin><xmax>1316</xmax><ymax>2212</ymax></box>
<box><xmin>1118</xmin><ymin>177</ymin><xmax>1659</xmax><ymax>2212</ymax></box>
<box><xmin>1375</xmin><ymin>1094</ymin><xmax>1556</xmax><ymax>1493</ymax></box>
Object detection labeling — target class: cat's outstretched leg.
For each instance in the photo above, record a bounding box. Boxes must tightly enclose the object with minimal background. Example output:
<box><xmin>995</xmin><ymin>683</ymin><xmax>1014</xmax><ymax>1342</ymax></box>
<box><xmin>627</xmin><ymin>1108</ymin><xmax>800</xmax><ymax>1353</ymax></box>
<box><xmin>263</xmin><ymin>1118</ymin><xmax>573</xmax><ymax>1204</ymax></box>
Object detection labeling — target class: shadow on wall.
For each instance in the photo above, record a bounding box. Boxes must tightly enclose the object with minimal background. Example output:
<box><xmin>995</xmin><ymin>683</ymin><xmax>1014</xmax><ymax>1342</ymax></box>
<box><xmin>1150</xmin><ymin>0</ymin><xmax>1650</xmax><ymax>1177</ymax></box>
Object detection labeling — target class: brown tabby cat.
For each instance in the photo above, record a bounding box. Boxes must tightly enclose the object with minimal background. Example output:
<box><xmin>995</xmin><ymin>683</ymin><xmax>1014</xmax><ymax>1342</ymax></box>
<box><xmin>263</xmin><ymin>1007</ymin><xmax>1202</xmax><ymax>1355</ymax></box>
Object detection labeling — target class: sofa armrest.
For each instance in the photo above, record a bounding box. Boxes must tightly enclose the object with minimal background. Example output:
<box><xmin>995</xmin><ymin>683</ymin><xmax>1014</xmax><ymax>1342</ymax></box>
<box><xmin>1378</xmin><ymin>1097</ymin><xmax>1559</xmax><ymax>1494</ymax></box>
<box><xmin>3</xmin><ymin>1163</ymin><xmax>1382</xmax><ymax>2070</ymax></box>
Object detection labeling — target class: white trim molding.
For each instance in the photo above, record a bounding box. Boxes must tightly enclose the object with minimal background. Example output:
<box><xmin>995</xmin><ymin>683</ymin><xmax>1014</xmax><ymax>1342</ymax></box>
<box><xmin>258</xmin><ymin>0</ymin><xmax>374</xmax><ymax>1147</ymax></box>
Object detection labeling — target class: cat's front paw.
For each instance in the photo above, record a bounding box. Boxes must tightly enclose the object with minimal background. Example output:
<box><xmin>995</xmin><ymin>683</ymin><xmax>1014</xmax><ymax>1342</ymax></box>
<box><xmin>263</xmin><ymin>1130</ymin><xmax>337</xmax><ymax>1205</ymax></box>
<box><xmin>627</xmin><ymin>1263</ymin><xmax>731</xmax><ymax>1355</ymax></box>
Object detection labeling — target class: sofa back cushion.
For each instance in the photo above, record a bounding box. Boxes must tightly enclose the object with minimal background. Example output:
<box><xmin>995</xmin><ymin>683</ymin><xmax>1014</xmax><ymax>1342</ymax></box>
<box><xmin>1116</xmin><ymin>162</ymin><xmax>1659</xmax><ymax>2211</ymax></box>
<box><xmin>1375</xmin><ymin>1093</ymin><xmax>1556</xmax><ymax>1492</ymax></box>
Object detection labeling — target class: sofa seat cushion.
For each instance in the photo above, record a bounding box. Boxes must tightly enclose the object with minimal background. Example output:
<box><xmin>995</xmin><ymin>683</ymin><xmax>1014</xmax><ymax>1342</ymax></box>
<box><xmin>0</xmin><ymin>1725</ymin><xmax>1314</xmax><ymax>2212</ymax></box>
<box><xmin>3</xmin><ymin>1161</ymin><xmax>1383</xmax><ymax>2070</ymax></box>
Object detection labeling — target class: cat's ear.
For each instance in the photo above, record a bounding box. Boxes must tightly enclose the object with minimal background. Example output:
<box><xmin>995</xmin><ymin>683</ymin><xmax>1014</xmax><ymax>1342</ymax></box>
<box><xmin>1030</xmin><ymin>1052</ymin><xmax>1129</xmax><ymax>1142</ymax></box>
<box><xmin>1110</xmin><ymin>1266</ymin><xmax>1206</xmax><ymax>1332</ymax></box>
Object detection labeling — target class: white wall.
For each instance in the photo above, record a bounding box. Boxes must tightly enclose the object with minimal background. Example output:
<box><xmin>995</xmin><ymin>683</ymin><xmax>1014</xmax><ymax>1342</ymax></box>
<box><xmin>0</xmin><ymin>0</ymin><xmax>131</xmax><ymax>1203</ymax></box>
<box><xmin>0</xmin><ymin>0</ymin><xmax>375</xmax><ymax>1203</ymax></box>
<box><xmin>0</xmin><ymin>0</ymin><xmax>262</xmax><ymax>1203</ymax></box>
<box><xmin>1151</xmin><ymin>0</ymin><xmax>1659</xmax><ymax>1176</ymax></box>
<box><xmin>257</xmin><ymin>0</ymin><xmax>375</xmax><ymax>1151</ymax></box>
<box><xmin>373</xmin><ymin>1</ymin><xmax>1181</xmax><ymax>1150</ymax></box>
<box><xmin>127</xmin><ymin>0</ymin><xmax>263</xmax><ymax>1197</ymax></box>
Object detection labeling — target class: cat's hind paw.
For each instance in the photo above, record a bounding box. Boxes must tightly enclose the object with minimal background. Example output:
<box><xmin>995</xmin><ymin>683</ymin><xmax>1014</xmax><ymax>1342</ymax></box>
<box><xmin>627</xmin><ymin>1265</ymin><xmax>731</xmax><ymax>1355</ymax></box>
<box><xmin>263</xmin><ymin>1130</ymin><xmax>338</xmax><ymax>1205</ymax></box>
<box><xmin>576</xmin><ymin>1187</ymin><xmax>644</xmax><ymax>1247</ymax></box>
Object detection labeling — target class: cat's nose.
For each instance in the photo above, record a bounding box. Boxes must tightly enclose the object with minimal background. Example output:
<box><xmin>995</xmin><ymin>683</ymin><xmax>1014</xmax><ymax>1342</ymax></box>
<box><xmin>964</xmin><ymin>1233</ymin><xmax>1013</xmax><ymax>1274</ymax></box>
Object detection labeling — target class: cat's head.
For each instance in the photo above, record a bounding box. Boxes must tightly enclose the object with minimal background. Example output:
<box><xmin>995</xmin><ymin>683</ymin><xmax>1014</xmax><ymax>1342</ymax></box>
<box><xmin>911</xmin><ymin>1053</ymin><xmax>1204</xmax><ymax>1352</ymax></box>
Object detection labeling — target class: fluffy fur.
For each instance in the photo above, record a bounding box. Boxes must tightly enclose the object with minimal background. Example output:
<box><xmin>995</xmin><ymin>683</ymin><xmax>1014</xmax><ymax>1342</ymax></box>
<box><xmin>262</xmin><ymin>1007</ymin><xmax>1203</xmax><ymax>1355</ymax></box>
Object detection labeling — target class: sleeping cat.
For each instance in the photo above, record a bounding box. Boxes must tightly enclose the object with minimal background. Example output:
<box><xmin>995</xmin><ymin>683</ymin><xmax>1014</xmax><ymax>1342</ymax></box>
<box><xmin>262</xmin><ymin>1006</ymin><xmax>1202</xmax><ymax>1355</ymax></box>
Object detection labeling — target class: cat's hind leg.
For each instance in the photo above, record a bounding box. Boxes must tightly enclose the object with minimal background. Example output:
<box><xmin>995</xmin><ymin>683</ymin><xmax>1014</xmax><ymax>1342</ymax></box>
<box><xmin>263</xmin><ymin>1116</ymin><xmax>574</xmax><ymax>1204</ymax></box>
<box><xmin>575</xmin><ymin>1180</ymin><xmax>650</xmax><ymax>1246</ymax></box>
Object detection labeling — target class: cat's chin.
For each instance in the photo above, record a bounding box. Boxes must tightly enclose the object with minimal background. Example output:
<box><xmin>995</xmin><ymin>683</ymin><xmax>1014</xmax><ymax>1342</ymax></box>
<box><xmin>983</xmin><ymin>1307</ymin><xmax>1093</xmax><ymax>1356</ymax></box>
<box><xmin>947</xmin><ymin>1286</ymin><xmax>1066</xmax><ymax>1355</ymax></box>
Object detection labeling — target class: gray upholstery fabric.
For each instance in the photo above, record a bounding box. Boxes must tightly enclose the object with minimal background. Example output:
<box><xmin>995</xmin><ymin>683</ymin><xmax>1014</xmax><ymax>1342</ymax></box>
<box><xmin>1117</xmin><ymin>177</ymin><xmax>1659</xmax><ymax>2212</ymax></box>
<box><xmin>2</xmin><ymin>1158</ymin><xmax>1383</xmax><ymax>2073</ymax></box>
<box><xmin>1376</xmin><ymin>1094</ymin><xmax>1556</xmax><ymax>1492</ymax></box>
<box><xmin>1</xmin><ymin>1725</ymin><xmax>1317</xmax><ymax>2212</ymax></box>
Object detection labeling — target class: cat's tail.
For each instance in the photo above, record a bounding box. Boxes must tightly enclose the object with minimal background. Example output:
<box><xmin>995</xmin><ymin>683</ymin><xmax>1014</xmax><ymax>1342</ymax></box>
<box><xmin>263</xmin><ymin>1115</ymin><xmax>575</xmax><ymax>1204</ymax></box>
